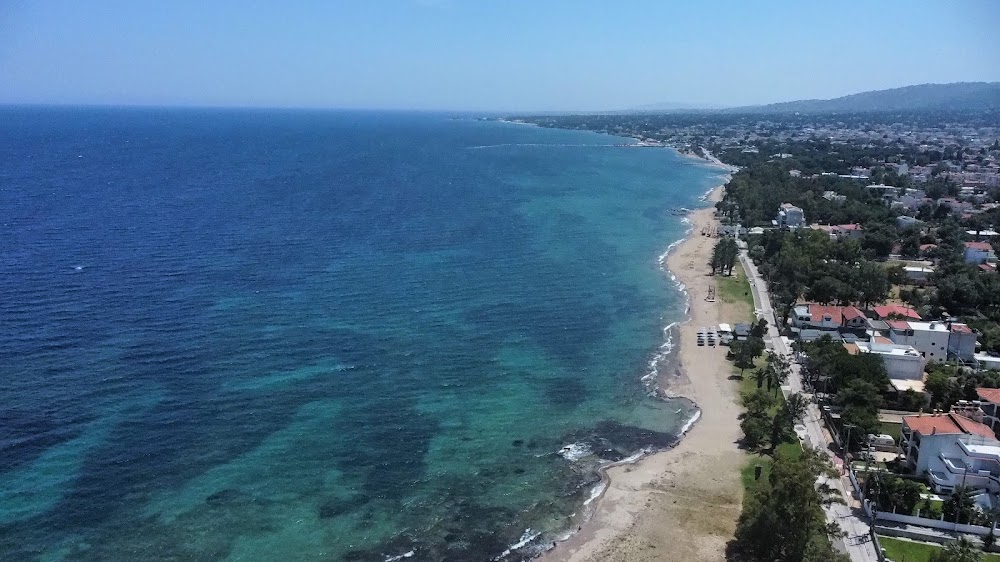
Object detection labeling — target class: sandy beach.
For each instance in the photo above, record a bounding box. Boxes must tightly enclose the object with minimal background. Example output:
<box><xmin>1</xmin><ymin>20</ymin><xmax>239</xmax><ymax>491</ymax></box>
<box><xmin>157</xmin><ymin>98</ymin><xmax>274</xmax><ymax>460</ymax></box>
<box><xmin>540</xmin><ymin>184</ymin><xmax>747</xmax><ymax>561</ymax></box>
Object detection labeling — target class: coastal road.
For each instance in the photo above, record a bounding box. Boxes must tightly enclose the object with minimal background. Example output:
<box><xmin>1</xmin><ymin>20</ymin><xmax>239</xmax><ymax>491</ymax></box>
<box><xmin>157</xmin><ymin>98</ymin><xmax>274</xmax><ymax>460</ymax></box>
<box><xmin>739</xmin><ymin>250</ymin><xmax>880</xmax><ymax>562</ymax></box>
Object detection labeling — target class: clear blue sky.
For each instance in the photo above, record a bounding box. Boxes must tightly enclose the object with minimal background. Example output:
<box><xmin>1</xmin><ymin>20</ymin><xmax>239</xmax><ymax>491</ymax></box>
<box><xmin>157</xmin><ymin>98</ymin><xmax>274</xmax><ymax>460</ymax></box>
<box><xmin>2</xmin><ymin>0</ymin><xmax>998</xmax><ymax>111</ymax></box>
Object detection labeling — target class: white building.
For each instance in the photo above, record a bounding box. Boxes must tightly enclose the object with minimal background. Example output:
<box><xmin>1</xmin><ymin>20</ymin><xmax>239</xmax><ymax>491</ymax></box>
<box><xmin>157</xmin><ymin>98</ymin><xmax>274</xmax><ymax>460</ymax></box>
<box><xmin>810</xmin><ymin>223</ymin><xmax>864</xmax><ymax>241</ymax></box>
<box><xmin>775</xmin><ymin>203</ymin><xmax>805</xmax><ymax>229</ymax></box>
<box><xmin>792</xmin><ymin>304</ymin><xmax>868</xmax><ymax>332</ymax></box>
<box><xmin>903</xmin><ymin>266</ymin><xmax>934</xmax><ymax>284</ymax></box>
<box><xmin>888</xmin><ymin>321</ymin><xmax>951</xmax><ymax>362</ymax></box>
<box><xmin>852</xmin><ymin>340</ymin><xmax>925</xmax><ymax>380</ymax></box>
<box><xmin>949</xmin><ymin>323</ymin><xmax>978</xmax><ymax>362</ymax></box>
<box><xmin>925</xmin><ymin>433</ymin><xmax>1000</xmax><ymax>495</ymax></box>
<box><xmin>901</xmin><ymin>412</ymin><xmax>998</xmax><ymax>494</ymax></box>
<box><xmin>967</xmin><ymin>229</ymin><xmax>1000</xmax><ymax>241</ymax></box>
<box><xmin>977</xmin><ymin>354</ymin><xmax>1000</xmax><ymax>372</ymax></box>
<box><xmin>867</xmin><ymin>184</ymin><xmax>899</xmax><ymax>202</ymax></box>
<box><xmin>965</xmin><ymin>242</ymin><xmax>997</xmax><ymax>264</ymax></box>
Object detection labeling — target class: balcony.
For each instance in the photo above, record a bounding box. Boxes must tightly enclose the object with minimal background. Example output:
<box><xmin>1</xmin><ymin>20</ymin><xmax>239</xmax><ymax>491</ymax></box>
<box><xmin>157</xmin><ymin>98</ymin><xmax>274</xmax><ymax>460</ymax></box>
<box><xmin>936</xmin><ymin>452</ymin><xmax>1000</xmax><ymax>492</ymax></box>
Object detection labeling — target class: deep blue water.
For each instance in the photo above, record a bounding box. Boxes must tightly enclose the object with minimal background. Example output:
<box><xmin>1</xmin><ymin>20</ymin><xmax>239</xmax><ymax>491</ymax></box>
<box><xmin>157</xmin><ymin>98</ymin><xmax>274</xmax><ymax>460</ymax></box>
<box><xmin>0</xmin><ymin>108</ymin><xmax>724</xmax><ymax>561</ymax></box>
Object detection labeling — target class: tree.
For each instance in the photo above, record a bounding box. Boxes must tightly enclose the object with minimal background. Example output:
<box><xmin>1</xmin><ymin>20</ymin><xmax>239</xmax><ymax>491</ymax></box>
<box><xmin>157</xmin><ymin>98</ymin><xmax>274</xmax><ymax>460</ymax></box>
<box><xmin>836</xmin><ymin>380</ymin><xmax>883</xmax><ymax>448</ymax></box>
<box><xmin>870</xmin><ymin>474</ymin><xmax>922</xmax><ymax>515</ymax></box>
<box><xmin>981</xmin><ymin>504</ymin><xmax>1000</xmax><ymax>551</ymax></box>
<box><xmin>926</xmin><ymin>370</ymin><xmax>960</xmax><ymax>410</ymax></box>
<box><xmin>750</xmin><ymin>318</ymin><xmax>769</xmax><ymax>339</ymax></box>
<box><xmin>886</xmin><ymin>264</ymin><xmax>907</xmax><ymax>286</ymax></box>
<box><xmin>771</xmin><ymin>393</ymin><xmax>809</xmax><ymax>449</ymax></box>
<box><xmin>861</xmin><ymin>226</ymin><xmax>896</xmax><ymax>260</ymax></box>
<box><xmin>744</xmin><ymin>388</ymin><xmax>776</xmax><ymax>415</ymax></box>
<box><xmin>731</xmin><ymin>337</ymin><xmax>766</xmax><ymax>375</ymax></box>
<box><xmin>711</xmin><ymin>237</ymin><xmax>740</xmax><ymax>276</ymax></box>
<box><xmin>732</xmin><ymin>447</ymin><xmax>849</xmax><ymax>562</ymax></box>
<box><xmin>929</xmin><ymin>536</ymin><xmax>984</xmax><ymax>562</ymax></box>
<box><xmin>765</xmin><ymin>351</ymin><xmax>791</xmax><ymax>396</ymax></box>
<box><xmin>853</xmin><ymin>261</ymin><xmax>890</xmax><ymax>309</ymax></box>
<box><xmin>943</xmin><ymin>485</ymin><xmax>979</xmax><ymax>525</ymax></box>
<box><xmin>806</xmin><ymin>276</ymin><xmax>850</xmax><ymax>305</ymax></box>
<box><xmin>741</xmin><ymin>412</ymin><xmax>771</xmax><ymax>451</ymax></box>
<box><xmin>753</xmin><ymin>367</ymin><xmax>768</xmax><ymax>389</ymax></box>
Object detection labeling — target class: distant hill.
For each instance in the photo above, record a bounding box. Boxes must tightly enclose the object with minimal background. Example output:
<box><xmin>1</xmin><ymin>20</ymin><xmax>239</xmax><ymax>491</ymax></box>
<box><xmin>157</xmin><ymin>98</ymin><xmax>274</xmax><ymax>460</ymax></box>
<box><xmin>728</xmin><ymin>82</ymin><xmax>1000</xmax><ymax>114</ymax></box>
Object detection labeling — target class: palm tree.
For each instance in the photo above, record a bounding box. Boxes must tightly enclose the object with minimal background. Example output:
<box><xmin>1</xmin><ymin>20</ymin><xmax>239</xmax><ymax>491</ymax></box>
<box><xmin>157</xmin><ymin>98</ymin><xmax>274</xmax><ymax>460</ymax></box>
<box><xmin>943</xmin><ymin>485</ymin><xmax>979</xmax><ymax>525</ymax></box>
<box><xmin>783</xmin><ymin>393</ymin><xmax>810</xmax><ymax>424</ymax></box>
<box><xmin>770</xmin><ymin>393</ymin><xmax>810</xmax><ymax>451</ymax></box>
<box><xmin>765</xmin><ymin>351</ymin><xmax>791</xmax><ymax>397</ymax></box>
<box><xmin>930</xmin><ymin>536</ymin><xmax>984</xmax><ymax>562</ymax></box>
<box><xmin>753</xmin><ymin>367</ymin><xmax>767</xmax><ymax>389</ymax></box>
<box><xmin>772</xmin><ymin>366</ymin><xmax>790</xmax><ymax>397</ymax></box>
<box><xmin>982</xmin><ymin>504</ymin><xmax>1000</xmax><ymax>551</ymax></box>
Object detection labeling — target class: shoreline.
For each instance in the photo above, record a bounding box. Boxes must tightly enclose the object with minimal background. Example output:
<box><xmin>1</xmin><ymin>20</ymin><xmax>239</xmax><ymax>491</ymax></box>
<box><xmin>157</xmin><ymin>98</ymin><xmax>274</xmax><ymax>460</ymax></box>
<box><xmin>494</xmin><ymin>118</ymin><xmax>739</xmax><ymax>173</ymax></box>
<box><xmin>538</xmin><ymin>183</ymin><xmax>747</xmax><ymax>561</ymax></box>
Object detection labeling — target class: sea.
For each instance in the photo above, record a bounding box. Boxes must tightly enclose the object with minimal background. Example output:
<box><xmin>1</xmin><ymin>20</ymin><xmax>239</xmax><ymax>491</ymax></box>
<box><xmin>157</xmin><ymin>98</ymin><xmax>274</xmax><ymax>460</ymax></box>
<box><xmin>0</xmin><ymin>108</ymin><xmax>726</xmax><ymax>561</ymax></box>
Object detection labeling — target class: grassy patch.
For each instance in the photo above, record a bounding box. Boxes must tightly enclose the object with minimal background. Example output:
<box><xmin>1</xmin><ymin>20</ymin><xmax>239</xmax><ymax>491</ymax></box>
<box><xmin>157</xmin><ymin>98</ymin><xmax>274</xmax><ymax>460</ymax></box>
<box><xmin>879</xmin><ymin>421</ymin><xmax>902</xmax><ymax>443</ymax></box>
<box><xmin>741</xmin><ymin>442</ymin><xmax>802</xmax><ymax>492</ymax></box>
<box><xmin>716</xmin><ymin>262</ymin><xmax>754</xmax><ymax>323</ymax></box>
<box><xmin>776</xmin><ymin>441</ymin><xmax>803</xmax><ymax>462</ymax></box>
<box><xmin>734</xmin><ymin>356</ymin><xmax>785</xmax><ymax>412</ymax></box>
<box><xmin>877</xmin><ymin>535</ymin><xmax>1000</xmax><ymax>562</ymax></box>
<box><xmin>741</xmin><ymin>454</ymin><xmax>773</xmax><ymax>491</ymax></box>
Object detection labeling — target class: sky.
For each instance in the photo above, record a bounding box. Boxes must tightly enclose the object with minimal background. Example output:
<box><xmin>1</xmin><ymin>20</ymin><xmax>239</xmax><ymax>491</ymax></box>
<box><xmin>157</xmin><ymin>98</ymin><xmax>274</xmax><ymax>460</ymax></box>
<box><xmin>1</xmin><ymin>0</ymin><xmax>999</xmax><ymax>111</ymax></box>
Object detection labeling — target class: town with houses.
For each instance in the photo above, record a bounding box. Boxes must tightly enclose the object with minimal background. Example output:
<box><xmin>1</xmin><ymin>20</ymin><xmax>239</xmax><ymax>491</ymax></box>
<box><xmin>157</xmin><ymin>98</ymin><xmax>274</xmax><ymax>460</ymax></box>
<box><xmin>518</xmin><ymin>107</ymin><xmax>1000</xmax><ymax>561</ymax></box>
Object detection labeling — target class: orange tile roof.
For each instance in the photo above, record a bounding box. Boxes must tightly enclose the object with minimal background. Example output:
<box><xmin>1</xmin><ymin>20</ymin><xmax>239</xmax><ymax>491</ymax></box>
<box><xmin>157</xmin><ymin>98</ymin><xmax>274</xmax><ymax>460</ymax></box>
<box><xmin>873</xmin><ymin>304</ymin><xmax>922</xmax><ymax>320</ymax></box>
<box><xmin>808</xmin><ymin>304</ymin><xmax>843</xmax><ymax>322</ymax></box>
<box><xmin>903</xmin><ymin>413</ymin><xmax>995</xmax><ymax>439</ymax></box>
<box><xmin>977</xmin><ymin>388</ymin><xmax>1000</xmax><ymax>404</ymax></box>
<box><xmin>842</xmin><ymin>306</ymin><xmax>866</xmax><ymax>321</ymax></box>
<box><xmin>953</xmin><ymin>415</ymin><xmax>997</xmax><ymax>439</ymax></box>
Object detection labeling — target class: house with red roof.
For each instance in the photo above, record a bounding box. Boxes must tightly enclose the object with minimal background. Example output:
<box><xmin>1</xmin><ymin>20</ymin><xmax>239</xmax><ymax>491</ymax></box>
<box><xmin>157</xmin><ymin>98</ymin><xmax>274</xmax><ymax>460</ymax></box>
<box><xmin>919</xmin><ymin>243</ymin><xmax>938</xmax><ymax>256</ymax></box>
<box><xmin>976</xmin><ymin>388</ymin><xmax>1000</xmax><ymax>435</ymax></box>
<box><xmin>965</xmin><ymin>241</ymin><xmax>997</xmax><ymax>264</ymax></box>
<box><xmin>790</xmin><ymin>303</ymin><xmax>869</xmax><ymax>332</ymax></box>
<box><xmin>902</xmin><ymin>411</ymin><xmax>1000</xmax><ymax>493</ymax></box>
<box><xmin>871</xmin><ymin>304</ymin><xmax>922</xmax><ymax>321</ymax></box>
<box><xmin>810</xmin><ymin>223</ymin><xmax>864</xmax><ymax>241</ymax></box>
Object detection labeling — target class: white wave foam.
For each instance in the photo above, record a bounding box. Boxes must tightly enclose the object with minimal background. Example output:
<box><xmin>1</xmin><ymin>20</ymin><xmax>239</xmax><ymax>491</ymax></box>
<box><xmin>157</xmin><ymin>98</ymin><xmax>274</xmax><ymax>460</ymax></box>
<box><xmin>493</xmin><ymin>529</ymin><xmax>541</xmax><ymax>561</ymax></box>
<box><xmin>680</xmin><ymin>409</ymin><xmax>702</xmax><ymax>435</ymax></box>
<box><xmin>642</xmin><ymin>321</ymin><xmax>680</xmax><ymax>387</ymax></box>
<box><xmin>558</xmin><ymin>443</ymin><xmax>592</xmax><ymax>461</ymax></box>
<box><xmin>384</xmin><ymin>550</ymin><xmax>415</xmax><ymax>561</ymax></box>
<box><xmin>582</xmin><ymin>481</ymin><xmax>606</xmax><ymax>506</ymax></box>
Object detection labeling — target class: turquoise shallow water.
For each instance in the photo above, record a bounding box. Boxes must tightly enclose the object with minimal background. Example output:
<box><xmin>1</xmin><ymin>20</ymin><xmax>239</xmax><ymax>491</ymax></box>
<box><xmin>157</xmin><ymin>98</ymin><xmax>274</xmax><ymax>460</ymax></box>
<box><xmin>0</xmin><ymin>109</ymin><xmax>725</xmax><ymax>561</ymax></box>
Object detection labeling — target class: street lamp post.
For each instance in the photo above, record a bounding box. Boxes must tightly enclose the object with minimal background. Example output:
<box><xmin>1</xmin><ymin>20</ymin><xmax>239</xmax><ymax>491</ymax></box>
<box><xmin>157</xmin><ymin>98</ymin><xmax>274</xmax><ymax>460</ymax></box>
<box><xmin>843</xmin><ymin>423</ymin><xmax>857</xmax><ymax>475</ymax></box>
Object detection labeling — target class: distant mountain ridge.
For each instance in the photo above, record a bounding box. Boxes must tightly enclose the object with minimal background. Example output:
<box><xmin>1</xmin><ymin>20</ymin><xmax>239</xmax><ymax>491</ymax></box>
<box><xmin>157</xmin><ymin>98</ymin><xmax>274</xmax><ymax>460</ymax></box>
<box><xmin>728</xmin><ymin>82</ymin><xmax>1000</xmax><ymax>114</ymax></box>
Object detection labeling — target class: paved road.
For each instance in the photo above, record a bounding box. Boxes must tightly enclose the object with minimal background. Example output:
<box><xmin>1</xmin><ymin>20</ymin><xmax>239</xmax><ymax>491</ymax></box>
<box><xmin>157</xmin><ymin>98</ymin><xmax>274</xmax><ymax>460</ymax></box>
<box><xmin>739</xmin><ymin>250</ymin><xmax>880</xmax><ymax>562</ymax></box>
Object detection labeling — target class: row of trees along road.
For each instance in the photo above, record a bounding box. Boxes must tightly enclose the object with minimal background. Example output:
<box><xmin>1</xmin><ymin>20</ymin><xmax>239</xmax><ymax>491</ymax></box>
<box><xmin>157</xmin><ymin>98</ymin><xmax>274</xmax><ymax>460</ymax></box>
<box><xmin>730</xmin><ymin>447</ymin><xmax>849</xmax><ymax>562</ymax></box>
<box><xmin>711</xmin><ymin>237</ymin><xmax>739</xmax><ymax>275</ymax></box>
